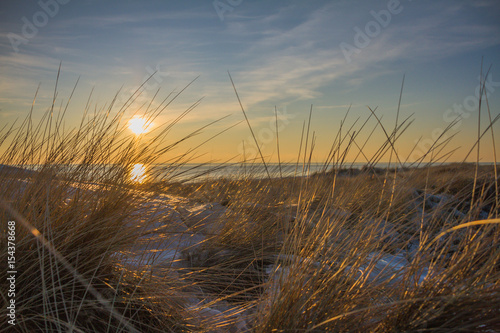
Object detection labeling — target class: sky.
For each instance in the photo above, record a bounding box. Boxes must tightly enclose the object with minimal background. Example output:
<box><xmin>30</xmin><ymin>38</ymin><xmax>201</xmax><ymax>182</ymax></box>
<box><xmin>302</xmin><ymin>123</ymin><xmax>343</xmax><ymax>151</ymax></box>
<box><xmin>1</xmin><ymin>0</ymin><xmax>500</xmax><ymax>164</ymax></box>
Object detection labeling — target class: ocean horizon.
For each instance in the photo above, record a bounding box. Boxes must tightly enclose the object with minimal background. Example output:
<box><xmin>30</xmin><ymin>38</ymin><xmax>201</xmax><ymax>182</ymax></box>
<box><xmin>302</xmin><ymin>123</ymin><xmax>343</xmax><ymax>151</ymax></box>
<box><xmin>3</xmin><ymin>161</ymin><xmax>498</xmax><ymax>183</ymax></box>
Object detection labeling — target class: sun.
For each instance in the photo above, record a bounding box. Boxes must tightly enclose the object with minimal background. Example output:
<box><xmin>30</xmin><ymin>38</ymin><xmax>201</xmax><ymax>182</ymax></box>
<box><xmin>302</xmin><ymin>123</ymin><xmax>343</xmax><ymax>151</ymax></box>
<box><xmin>128</xmin><ymin>117</ymin><xmax>152</xmax><ymax>135</ymax></box>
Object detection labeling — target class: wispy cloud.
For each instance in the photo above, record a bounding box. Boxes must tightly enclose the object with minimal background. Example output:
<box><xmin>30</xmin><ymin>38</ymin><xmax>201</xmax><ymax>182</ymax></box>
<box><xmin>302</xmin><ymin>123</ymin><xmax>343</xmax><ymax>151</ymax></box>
<box><xmin>220</xmin><ymin>0</ymin><xmax>500</xmax><ymax>110</ymax></box>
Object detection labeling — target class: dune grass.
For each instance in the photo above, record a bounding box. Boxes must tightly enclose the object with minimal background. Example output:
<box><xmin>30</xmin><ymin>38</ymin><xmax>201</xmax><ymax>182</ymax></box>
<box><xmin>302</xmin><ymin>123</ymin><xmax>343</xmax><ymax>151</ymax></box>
<box><xmin>1</xmin><ymin>71</ymin><xmax>499</xmax><ymax>332</ymax></box>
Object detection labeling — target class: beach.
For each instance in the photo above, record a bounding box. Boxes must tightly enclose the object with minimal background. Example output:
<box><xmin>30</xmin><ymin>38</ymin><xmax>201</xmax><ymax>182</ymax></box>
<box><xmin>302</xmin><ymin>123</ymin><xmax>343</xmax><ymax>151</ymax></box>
<box><xmin>1</xmin><ymin>160</ymin><xmax>498</xmax><ymax>331</ymax></box>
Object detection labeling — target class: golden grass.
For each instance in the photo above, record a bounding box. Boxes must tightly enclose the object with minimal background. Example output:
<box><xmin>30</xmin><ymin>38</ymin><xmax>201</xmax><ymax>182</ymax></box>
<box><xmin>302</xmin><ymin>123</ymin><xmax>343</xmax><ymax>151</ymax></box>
<box><xmin>0</xmin><ymin>70</ymin><xmax>499</xmax><ymax>332</ymax></box>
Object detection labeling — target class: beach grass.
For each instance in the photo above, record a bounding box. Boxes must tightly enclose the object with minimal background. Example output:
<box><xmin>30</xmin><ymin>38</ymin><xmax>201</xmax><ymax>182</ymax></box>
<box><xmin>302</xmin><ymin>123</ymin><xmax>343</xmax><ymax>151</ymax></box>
<box><xmin>1</xmin><ymin>74</ymin><xmax>499</xmax><ymax>332</ymax></box>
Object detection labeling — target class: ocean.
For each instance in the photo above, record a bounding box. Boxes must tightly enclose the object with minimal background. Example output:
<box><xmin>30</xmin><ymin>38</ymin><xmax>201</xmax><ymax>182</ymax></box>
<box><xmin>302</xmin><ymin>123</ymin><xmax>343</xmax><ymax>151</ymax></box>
<box><xmin>6</xmin><ymin>162</ymin><xmax>495</xmax><ymax>184</ymax></box>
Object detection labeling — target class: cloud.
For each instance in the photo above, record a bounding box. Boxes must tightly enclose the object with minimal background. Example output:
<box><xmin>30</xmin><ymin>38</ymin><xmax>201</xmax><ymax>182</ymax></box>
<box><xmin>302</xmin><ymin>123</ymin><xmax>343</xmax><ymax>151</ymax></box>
<box><xmin>227</xmin><ymin>0</ymin><xmax>500</xmax><ymax>109</ymax></box>
<box><xmin>56</xmin><ymin>9</ymin><xmax>214</xmax><ymax>29</ymax></box>
<box><xmin>1</xmin><ymin>0</ymin><xmax>499</xmax><ymax>128</ymax></box>
<box><xmin>0</xmin><ymin>52</ymin><xmax>61</xmax><ymax>71</ymax></box>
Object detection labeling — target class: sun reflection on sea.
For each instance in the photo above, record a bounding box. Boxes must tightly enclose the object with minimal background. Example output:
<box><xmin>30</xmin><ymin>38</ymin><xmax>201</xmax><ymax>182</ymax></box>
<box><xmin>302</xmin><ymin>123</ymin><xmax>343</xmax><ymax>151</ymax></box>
<box><xmin>130</xmin><ymin>163</ymin><xmax>147</xmax><ymax>183</ymax></box>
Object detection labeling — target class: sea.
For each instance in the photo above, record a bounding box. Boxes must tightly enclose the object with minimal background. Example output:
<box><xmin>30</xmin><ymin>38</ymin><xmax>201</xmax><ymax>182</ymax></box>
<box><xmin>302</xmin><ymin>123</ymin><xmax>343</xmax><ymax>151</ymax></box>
<box><xmin>5</xmin><ymin>162</ymin><xmax>495</xmax><ymax>184</ymax></box>
<box><xmin>128</xmin><ymin>162</ymin><xmax>394</xmax><ymax>183</ymax></box>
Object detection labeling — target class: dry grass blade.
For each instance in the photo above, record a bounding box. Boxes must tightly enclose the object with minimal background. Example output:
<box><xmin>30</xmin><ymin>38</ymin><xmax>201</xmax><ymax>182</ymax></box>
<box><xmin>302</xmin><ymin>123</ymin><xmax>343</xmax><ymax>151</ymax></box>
<box><xmin>228</xmin><ymin>71</ymin><xmax>271</xmax><ymax>180</ymax></box>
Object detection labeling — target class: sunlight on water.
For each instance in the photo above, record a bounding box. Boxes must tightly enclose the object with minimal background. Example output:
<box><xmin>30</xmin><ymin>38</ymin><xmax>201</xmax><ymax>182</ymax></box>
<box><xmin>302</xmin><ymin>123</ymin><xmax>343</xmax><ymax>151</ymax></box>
<box><xmin>130</xmin><ymin>163</ymin><xmax>147</xmax><ymax>183</ymax></box>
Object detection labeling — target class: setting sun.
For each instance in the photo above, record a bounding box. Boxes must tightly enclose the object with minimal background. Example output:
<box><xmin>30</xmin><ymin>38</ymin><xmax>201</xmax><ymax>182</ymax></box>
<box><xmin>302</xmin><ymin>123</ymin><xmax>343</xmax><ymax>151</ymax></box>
<box><xmin>128</xmin><ymin>117</ymin><xmax>152</xmax><ymax>135</ymax></box>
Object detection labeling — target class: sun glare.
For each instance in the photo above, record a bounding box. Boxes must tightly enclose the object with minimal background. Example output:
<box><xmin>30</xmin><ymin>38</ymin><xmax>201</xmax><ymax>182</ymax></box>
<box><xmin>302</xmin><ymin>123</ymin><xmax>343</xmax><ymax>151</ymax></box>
<box><xmin>128</xmin><ymin>117</ymin><xmax>152</xmax><ymax>135</ymax></box>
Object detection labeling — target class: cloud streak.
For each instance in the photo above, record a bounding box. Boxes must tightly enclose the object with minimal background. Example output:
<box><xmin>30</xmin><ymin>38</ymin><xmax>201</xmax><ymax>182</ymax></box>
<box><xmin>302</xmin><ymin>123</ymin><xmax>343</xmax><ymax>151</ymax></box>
<box><xmin>219</xmin><ymin>1</ymin><xmax>500</xmax><ymax>110</ymax></box>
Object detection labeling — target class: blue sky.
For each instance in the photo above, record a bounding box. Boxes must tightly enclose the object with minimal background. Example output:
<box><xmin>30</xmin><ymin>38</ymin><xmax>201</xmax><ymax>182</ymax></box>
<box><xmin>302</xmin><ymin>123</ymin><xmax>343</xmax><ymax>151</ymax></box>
<box><xmin>1</xmin><ymin>0</ymin><xmax>499</xmax><ymax>163</ymax></box>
